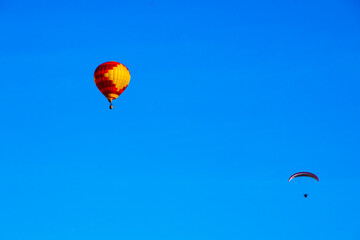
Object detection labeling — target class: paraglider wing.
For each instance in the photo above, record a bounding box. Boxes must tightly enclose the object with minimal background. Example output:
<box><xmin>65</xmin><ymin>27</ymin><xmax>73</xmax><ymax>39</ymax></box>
<box><xmin>94</xmin><ymin>61</ymin><xmax>131</xmax><ymax>109</ymax></box>
<box><xmin>288</xmin><ymin>172</ymin><xmax>319</xmax><ymax>182</ymax></box>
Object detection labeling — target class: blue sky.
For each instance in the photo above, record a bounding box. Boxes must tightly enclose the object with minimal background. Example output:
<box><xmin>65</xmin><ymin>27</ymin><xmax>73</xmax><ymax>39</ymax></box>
<box><xmin>1</xmin><ymin>0</ymin><xmax>360</xmax><ymax>239</ymax></box>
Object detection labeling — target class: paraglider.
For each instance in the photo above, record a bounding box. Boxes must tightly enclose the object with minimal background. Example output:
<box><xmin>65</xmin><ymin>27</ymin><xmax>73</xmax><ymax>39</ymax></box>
<box><xmin>94</xmin><ymin>61</ymin><xmax>131</xmax><ymax>109</ymax></box>
<box><xmin>288</xmin><ymin>172</ymin><xmax>319</xmax><ymax>198</ymax></box>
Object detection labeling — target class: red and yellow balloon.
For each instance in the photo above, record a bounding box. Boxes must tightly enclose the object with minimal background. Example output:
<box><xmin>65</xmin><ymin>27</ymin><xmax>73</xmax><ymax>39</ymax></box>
<box><xmin>94</xmin><ymin>61</ymin><xmax>131</xmax><ymax>109</ymax></box>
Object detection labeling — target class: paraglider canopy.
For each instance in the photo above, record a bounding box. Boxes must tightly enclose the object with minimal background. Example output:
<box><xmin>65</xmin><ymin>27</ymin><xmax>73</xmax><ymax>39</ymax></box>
<box><xmin>288</xmin><ymin>172</ymin><xmax>319</xmax><ymax>182</ymax></box>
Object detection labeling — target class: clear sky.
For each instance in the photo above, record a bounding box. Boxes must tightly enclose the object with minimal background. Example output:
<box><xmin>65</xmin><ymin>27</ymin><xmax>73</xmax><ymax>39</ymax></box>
<box><xmin>1</xmin><ymin>0</ymin><xmax>360</xmax><ymax>239</ymax></box>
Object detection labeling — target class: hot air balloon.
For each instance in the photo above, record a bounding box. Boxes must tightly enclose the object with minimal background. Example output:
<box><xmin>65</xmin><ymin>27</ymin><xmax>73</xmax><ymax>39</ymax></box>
<box><xmin>289</xmin><ymin>172</ymin><xmax>319</xmax><ymax>198</ymax></box>
<box><xmin>94</xmin><ymin>61</ymin><xmax>131</xmax><ymax>109</ymax></box>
